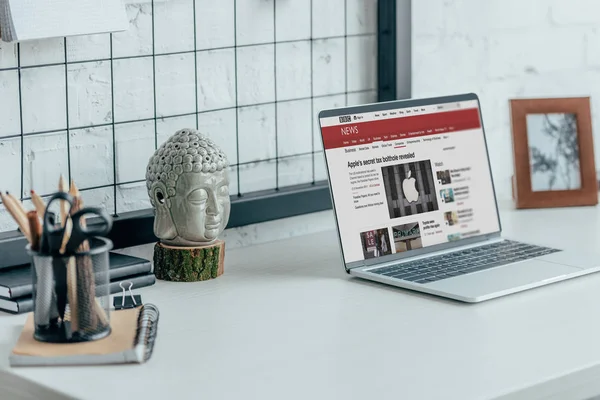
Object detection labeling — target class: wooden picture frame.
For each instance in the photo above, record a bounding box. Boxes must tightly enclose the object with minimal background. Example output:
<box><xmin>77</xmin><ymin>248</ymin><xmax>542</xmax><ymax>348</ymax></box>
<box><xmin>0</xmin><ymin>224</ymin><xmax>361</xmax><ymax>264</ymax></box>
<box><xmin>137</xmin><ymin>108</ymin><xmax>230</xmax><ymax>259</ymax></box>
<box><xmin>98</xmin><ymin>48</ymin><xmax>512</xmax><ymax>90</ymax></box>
<box><xmin>510</xmin><ymin>97</ymin><xmax>597</xmax><ymax>209</ymax></box>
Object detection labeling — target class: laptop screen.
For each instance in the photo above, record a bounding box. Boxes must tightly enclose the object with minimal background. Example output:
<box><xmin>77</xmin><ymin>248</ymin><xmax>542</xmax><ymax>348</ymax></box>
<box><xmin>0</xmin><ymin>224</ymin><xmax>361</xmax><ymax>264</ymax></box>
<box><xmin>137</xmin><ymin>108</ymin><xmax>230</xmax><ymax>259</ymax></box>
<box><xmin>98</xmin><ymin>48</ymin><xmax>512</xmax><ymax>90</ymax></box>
<box><xmin>319</xmin><ymin>97</ymin><xmax>501</xmax><ymax>265</ymax></box>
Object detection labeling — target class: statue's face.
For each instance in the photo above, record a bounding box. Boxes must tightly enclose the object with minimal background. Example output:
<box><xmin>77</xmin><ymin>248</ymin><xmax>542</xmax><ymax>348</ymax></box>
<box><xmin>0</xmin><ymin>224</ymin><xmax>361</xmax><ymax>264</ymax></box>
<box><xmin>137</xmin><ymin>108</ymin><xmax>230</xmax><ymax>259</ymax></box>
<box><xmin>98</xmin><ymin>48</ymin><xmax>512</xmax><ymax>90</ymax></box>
<box><xmin>152</xmin><ymin>169</ymin><xmax>230</xmax><ymax>245</ymax></box>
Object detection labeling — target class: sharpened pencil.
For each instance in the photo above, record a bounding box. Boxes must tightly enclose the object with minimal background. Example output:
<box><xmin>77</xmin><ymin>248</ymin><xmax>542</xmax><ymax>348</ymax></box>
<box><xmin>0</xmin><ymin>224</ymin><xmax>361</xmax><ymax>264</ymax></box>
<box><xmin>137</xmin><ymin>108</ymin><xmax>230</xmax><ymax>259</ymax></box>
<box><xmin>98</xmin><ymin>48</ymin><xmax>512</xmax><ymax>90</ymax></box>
<box><xmin>30</xmin><ymin>190</ymin><xmax>46</xmax><ymax>217</ymax></box>
<box><xmin>70</xmin><ymin>180</ymin><xmax>80</xmax><ymax>199</ymax></box>
<box><xmin>57</xmin><ymin>175</ymin><xmax>73</xmax><ymax>253</ymax></box>
<box><xmin>60</xmin><ymin>181</ymin><xmax>82</xmax><ymax>254</ymax></box>
<box><xmin>0</xmin><ymin>191</ymin><xmax>31</xmax><ymax>242</ymax></box>
<box><xmin>66</xmin><ymin>180</ymin><xmax>81</xmax><ymax>328</ymax></box>
<box><xmin>6</xmin><ymin>192</ymin><xmax>28</xmax><ymax>218</ymax></box>
<box><xmin>71</xmin><ymin>190</ymin><xmax>108</xmax><ymax>330</ymax></box>
<box><xmin>58</xmin><ymin>175</ymin><xmax>70</xmax><ymax>227</ymax></box>
<box><xmin>66</xmin><ymin>256</ymin><xmax>79</xmax><ymax>331</ymax></box>
<box><xmin>69</xmin><ymin>179</ymin><xmax>78</xmax><ymax>197</ymax></box>
<box><xmin>27</xmin><ymin>210</ymin><xmax>42</xmax><ymax>251</ymax></box>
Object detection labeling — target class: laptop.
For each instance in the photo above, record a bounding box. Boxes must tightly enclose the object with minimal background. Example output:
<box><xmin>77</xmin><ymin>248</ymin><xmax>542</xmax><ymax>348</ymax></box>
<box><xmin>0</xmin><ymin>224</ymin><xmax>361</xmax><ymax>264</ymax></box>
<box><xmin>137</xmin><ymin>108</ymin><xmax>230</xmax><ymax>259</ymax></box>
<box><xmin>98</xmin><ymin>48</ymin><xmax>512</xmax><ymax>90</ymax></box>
<box><xmin>318</xmin><ymin>93</ymin><xmax>600</xmax><ymax>302</ymax></box>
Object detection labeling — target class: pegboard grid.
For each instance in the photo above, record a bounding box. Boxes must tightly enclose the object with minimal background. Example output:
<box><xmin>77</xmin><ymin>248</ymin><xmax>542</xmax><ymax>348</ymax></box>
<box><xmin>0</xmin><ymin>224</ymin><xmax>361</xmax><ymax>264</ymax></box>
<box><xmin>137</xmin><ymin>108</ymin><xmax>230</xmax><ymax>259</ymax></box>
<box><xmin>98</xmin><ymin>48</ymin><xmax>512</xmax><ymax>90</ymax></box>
<box><xmin>0</xmin><ymin>0</ymin><xmax>378</xmax><ymax>232</ymax></box>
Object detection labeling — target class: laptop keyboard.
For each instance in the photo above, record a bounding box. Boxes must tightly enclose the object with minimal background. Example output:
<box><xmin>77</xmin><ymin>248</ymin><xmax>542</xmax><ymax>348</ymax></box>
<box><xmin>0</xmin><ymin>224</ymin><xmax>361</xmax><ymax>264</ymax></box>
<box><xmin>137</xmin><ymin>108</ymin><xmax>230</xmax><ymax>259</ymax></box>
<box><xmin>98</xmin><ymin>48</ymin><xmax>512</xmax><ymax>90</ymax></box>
<box><xmin>368</xmin><ymin>240</ymin><xmax>560</xmax><ymax>284</ymax></box>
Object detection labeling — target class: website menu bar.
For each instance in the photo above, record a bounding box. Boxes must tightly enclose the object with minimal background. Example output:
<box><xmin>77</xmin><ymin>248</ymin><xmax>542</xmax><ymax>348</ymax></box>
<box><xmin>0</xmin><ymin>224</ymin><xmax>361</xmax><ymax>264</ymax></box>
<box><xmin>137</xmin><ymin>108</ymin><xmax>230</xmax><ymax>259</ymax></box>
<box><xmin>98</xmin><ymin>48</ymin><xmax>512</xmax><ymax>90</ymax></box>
<box><xmin>321</xmin><ymin>108</ymin><xmax>482</xmax><ymax>150</ymax></box>
<box><xmin>320</xmin><ymin>100</ymin><xmax>479</xmax><ymax>127</ymax></box>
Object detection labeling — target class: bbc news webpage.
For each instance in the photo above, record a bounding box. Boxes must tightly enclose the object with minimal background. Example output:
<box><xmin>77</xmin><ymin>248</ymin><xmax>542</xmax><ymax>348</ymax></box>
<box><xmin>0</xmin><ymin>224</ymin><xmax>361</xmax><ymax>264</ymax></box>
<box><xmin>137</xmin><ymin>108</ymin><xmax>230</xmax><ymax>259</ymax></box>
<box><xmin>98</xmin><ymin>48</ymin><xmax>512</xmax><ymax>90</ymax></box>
<box><xmin>320</xmin><ymin>100</ymin><xmax>501</xmax><ymax>264</ymax></box>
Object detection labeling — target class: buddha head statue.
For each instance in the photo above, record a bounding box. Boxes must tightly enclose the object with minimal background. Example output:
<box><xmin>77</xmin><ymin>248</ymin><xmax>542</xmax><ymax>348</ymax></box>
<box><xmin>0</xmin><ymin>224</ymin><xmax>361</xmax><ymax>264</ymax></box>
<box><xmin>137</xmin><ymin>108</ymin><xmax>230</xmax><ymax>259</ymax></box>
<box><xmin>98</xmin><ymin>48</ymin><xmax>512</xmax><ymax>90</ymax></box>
<box><xmin>146</xmin><ymin>128</ymin><xmax>231</xmax><ymax>246</ymax></box>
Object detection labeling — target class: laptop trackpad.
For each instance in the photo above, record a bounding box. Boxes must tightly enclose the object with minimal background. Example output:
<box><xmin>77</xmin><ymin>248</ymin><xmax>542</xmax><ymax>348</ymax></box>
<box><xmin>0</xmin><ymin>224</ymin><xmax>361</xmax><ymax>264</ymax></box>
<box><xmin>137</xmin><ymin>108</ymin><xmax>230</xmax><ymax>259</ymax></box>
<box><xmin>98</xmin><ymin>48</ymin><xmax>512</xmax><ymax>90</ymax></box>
<box><xmin>426</xmin><ymin>260</ymin><xmax>582</xmax><ymax>299</ymax></box>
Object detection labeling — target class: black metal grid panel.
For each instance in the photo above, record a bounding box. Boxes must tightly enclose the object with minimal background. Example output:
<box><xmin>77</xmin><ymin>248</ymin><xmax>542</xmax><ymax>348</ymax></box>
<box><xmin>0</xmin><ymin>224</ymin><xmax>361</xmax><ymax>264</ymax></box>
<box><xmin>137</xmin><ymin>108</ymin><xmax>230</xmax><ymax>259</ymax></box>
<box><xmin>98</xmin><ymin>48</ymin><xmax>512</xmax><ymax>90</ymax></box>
<box><xmin>0</xmin><ymin>0</ymin><xmax>396</xmax><ymax>268</ymax></box>
<box><xmin>0</xmin><ymin>0</ymin><xmax>378</xmax><ymax>225</ymax></box>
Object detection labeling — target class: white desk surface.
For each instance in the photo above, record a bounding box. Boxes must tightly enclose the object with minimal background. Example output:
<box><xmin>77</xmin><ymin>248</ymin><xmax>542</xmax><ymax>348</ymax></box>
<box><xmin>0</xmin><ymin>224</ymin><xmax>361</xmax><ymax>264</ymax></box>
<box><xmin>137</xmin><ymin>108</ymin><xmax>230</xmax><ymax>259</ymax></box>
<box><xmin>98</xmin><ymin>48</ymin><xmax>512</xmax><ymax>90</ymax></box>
<box><xmin>2</xmin><ymin>204</ymin><xmax>600</xmax><ymax>400</ymax></box>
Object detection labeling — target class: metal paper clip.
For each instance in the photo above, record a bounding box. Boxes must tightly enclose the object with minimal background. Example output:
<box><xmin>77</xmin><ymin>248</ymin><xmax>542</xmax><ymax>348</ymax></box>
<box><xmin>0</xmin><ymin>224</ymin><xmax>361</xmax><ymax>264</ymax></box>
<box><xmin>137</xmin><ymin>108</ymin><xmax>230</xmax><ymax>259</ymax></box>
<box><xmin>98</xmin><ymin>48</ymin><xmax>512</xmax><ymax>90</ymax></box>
<box><xmin>113</xmin><ymin>280</ymin><xmax>142</xmax><ymax>310</ymax></box>
<box><xmin>120</xmin><ymin>281</ymin><xmax>136</xmax><ymax>307</ymax></box>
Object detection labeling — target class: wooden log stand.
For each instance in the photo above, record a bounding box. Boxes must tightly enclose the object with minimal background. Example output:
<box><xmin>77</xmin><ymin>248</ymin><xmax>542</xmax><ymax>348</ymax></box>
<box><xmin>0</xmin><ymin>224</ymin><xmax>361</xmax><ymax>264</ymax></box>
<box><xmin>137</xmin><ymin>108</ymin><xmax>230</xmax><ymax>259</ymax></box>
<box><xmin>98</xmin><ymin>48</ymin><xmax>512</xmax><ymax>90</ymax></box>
<box><xmin>153</xmin><ymin>240</ymin><xmax>225</xmax><ymax>282</ymax></box>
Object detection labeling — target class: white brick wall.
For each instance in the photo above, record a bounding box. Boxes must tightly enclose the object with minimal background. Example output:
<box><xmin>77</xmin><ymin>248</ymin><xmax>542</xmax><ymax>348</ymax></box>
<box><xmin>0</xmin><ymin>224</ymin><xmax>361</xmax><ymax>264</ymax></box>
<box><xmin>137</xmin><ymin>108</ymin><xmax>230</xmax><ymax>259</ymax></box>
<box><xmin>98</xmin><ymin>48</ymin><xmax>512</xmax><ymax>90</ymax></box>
<box><xmin>550</xmin><ymin>0</ymin><xmax>600</xmax><ymax>25</ymax></box>
<box><xmin>0</xmin><ymin>0</ymin><xmax>379</xmax><ymax>233</ymax></box>
<box><xmin>412</xmin><ymin>0</ymin><xmax>600</xmax><ymax>201</ymax></box>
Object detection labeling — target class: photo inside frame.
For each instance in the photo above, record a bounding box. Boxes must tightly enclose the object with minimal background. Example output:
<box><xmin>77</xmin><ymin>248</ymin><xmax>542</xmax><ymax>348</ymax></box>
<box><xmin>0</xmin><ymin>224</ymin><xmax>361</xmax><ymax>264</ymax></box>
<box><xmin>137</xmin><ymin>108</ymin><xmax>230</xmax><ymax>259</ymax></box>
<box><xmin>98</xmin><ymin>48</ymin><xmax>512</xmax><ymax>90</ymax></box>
<box><xmin>526</xmin><ymin>113</ymin><xmax>581</xmax><ymax>192</ymax></box>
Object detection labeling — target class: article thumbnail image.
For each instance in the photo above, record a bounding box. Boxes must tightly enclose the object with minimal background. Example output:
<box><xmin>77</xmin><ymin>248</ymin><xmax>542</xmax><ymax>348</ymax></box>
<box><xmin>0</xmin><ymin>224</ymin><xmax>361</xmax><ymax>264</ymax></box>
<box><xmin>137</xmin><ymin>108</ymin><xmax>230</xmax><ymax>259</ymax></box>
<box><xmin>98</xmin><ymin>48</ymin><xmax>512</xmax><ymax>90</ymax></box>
<box><xmin>381</xmin><ymin>160</ymin><xmax>439</xmax><ymax>219</ymax></box>
<box><xmin>447</xmin><ymin>233</ymin><xmax>462</xmax><ymax>242</ymax></box>
<box><xmin>440</xmin><ymin>188</ymin><xmax>455</xmax><ymax>203</ymax></box>
<box><xmin>392</xmin><ymin>222</ymin><xmax>423</xmax><ymax>253</ymax></box>
<box><xmin>436</xmin><ymin>170</ymin><xmax>452</xmax><ymax>185</ymax></box>
<box><xmin>359</xmin><ymin>228</ymin><xmax>392</xmax><ymax>259</ymax></box>
<box><xmin>444</xmin><ymin>211</ymin><xmax>458</xmax><ymax>226</ymax></box>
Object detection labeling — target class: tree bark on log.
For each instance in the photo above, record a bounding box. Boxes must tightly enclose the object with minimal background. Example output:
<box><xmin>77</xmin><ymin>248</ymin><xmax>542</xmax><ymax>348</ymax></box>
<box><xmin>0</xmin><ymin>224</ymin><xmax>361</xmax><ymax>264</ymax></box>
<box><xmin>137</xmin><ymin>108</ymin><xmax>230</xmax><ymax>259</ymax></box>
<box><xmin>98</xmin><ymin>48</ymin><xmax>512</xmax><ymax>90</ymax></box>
<box><xmin>153</xmin><ymin>240</ymin><xmax>225</xmax><ymax>282</ymax></box>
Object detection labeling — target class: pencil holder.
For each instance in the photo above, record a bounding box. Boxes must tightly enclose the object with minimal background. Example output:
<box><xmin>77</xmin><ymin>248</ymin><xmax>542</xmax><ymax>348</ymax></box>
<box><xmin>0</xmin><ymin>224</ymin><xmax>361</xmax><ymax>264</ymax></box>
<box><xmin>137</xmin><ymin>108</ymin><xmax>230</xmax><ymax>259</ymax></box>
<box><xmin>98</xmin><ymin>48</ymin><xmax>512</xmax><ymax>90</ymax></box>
<box><xmin>29</xmin><ymin>237</ymin><xmax>113</xmax><ymax>343</ymax></box>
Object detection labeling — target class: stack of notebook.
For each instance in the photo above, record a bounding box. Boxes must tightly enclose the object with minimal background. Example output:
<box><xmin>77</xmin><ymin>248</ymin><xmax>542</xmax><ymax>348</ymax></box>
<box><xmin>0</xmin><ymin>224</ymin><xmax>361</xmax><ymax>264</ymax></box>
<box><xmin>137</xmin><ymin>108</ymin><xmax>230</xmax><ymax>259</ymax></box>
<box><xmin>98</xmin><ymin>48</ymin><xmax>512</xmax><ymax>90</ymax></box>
<box><xmin>0</xmin><ymin>253</ymin><xmax>155</xmax><ymax>314</ymax></box>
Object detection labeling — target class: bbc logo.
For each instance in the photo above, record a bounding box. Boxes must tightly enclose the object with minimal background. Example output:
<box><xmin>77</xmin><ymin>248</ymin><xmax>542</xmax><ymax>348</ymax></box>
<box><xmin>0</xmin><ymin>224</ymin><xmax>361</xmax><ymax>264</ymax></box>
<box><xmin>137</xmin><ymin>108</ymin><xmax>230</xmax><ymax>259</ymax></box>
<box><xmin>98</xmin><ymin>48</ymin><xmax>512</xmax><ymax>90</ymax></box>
<box><xmin>339</xmin><ymin>115</ymin><xmax>352</xmax><ymax>123</ymax></box>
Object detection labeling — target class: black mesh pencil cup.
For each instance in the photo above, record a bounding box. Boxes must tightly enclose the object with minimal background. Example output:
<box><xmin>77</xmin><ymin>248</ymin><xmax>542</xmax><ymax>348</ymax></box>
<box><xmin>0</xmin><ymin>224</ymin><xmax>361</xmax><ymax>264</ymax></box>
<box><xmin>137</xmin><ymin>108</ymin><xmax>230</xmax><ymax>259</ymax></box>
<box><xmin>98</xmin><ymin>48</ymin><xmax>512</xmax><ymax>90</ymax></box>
<box><xmin>29</xmin><ymin>236</ymin><xmax>113</xmax><ymax>343</ymax></box>
<box><xmin>29</xmin><ymin>191</ymin><xmax>114</xmax><ymax>344</ymax></box>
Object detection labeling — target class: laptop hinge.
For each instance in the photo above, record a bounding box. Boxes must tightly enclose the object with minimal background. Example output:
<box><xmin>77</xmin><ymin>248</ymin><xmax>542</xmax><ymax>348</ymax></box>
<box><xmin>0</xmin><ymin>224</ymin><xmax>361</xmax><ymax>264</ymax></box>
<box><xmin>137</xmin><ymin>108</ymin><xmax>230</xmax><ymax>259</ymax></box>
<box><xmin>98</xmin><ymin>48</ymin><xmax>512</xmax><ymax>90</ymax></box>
<box><xmin>346</xmin><ymin>261</ymin><xmax>366</xmax><ymax>270</ymax></box>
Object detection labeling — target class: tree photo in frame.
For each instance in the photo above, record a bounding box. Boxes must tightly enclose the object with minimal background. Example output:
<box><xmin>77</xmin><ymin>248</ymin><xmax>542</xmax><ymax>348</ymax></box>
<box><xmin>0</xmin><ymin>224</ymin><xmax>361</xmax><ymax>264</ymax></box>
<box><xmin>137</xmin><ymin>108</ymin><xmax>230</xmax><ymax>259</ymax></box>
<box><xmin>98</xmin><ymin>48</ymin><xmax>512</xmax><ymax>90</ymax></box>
<box><xmin>528</xmin><ymin>113</ymin><xmax>580</xmax><ymax>192</ymax></box>
<box><xmin>510</xmin><ymin>97</ymin><xmax>598</xmax><ymax>209</ymax></box>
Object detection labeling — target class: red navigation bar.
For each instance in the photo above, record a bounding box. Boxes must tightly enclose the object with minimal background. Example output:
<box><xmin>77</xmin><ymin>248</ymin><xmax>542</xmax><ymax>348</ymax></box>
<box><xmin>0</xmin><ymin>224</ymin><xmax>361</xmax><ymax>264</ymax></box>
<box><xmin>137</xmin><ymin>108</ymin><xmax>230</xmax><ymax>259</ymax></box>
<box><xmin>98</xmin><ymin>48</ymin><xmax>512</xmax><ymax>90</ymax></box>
<box><xmin>321</xmin><ymin>108</ymin><xmax>482</xmax><ymax>149</ymax></box>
